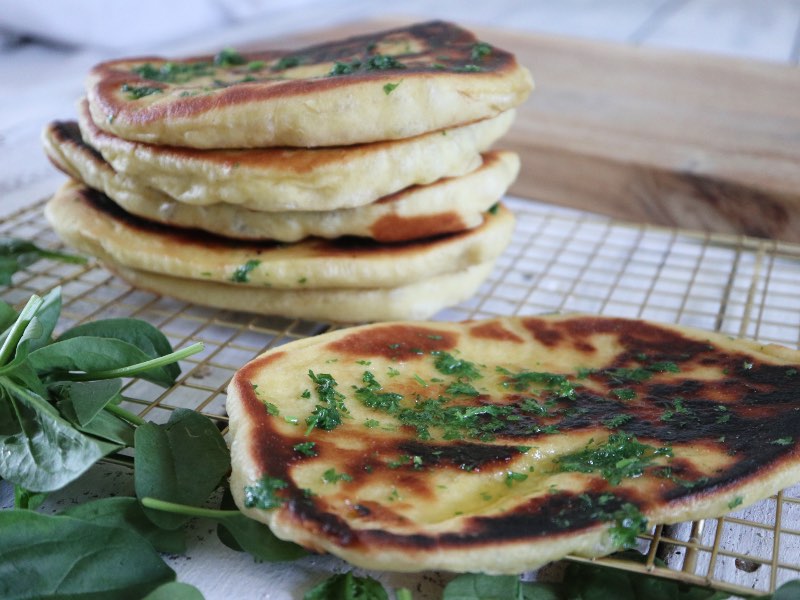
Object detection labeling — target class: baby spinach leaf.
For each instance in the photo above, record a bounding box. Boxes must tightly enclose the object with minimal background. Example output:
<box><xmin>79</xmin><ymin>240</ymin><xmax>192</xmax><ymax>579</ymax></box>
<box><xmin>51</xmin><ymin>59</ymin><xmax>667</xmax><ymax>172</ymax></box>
<box><xmin>142</xmin><ymin>581</ymin><xmax>205</xmax><ymax>600</ymax></box>
<box><xmin>0</xmin><ymin>378</ymin><xmax>120</xmax><ymax>491</ymax></box>
<box><xmin>215</xmin><ymin>486</ymin><xmax>308</xmax><ymax>561</ymax></box>
<box><xmin>59</xmin><ymin>318</ymin><xmax>180</xmax><ymax>381</ymax></box>
<box><xmin>303</xmin><ymin>572</ymin><xmax>389</xmax><ymax>600</ymax></box>
<box><xmin>443</xmin><ymin>573</ymin><xmax>525</xmax><ymax>600</ymax></box>
<box><xmin>63</xmin><ymin>496</ymin><xmax>187</xmax><ymax>554</ymax></box>
<box><xmin>50</xmin><ymin>379</ymin><xmax>123</xmax><ymax>426</ymax></box>
<box><xmin>0</xmin><ymin>237</ymin><xmax>86</xmax><ymax>285</ymax></box>
<box><xmin>135</xmin><ymin>408</ymin><xmax>230</xmax><ymax>529</ymax></box>
<box><xmin>0</xmin><ymin>299</ymin><xmax>17</xmax><ymax>332</ymax></box>
<box><xmin>28</xmin><ymin>336</ymin><xmax>177</xmax><ymax>387</ymax></box>
<box><xmin>0</xmin><ymin>510</ymin><xmax>175</xmax><ymax>600</ymax></box>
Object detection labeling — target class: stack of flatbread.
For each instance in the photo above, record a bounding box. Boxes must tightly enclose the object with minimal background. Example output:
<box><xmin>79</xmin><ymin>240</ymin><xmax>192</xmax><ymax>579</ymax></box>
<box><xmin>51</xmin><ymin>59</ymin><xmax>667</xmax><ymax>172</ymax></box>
<box><xmin>42</xmin><ymin>21</ymin><xmax>533</xmax><ymax>321</ymax></box>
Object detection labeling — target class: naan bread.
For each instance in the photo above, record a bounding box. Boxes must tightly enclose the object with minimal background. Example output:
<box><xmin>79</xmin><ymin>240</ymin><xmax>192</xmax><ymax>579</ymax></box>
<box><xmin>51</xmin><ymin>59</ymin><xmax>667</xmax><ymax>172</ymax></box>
<box><xmin>109</xmin><ymin>261</ymin><xmax>495</xmax><ymax>322</ymax></box>
<box><xmin>44</xmin><ymin>181</ymin><xmax>514</xmax><ymax>289</ymax></box>
<box><xmin>43</xmin><ymin>121</ymin><xmax>519</xmax><ymax>242</ymax></box>
<box><xmin>77</xmin><ymin>99</ymin><xmax>514</xmax><ymax>210</ymax></box>
<box><xmin>85</xmin><ymin>21</ymin><xmax>533</xmax><ymax>148</ymax></box>
<box><xmin>227</xmin><ymin>315</ymin><xmax>800</xmax><ymax>574</ymax></box>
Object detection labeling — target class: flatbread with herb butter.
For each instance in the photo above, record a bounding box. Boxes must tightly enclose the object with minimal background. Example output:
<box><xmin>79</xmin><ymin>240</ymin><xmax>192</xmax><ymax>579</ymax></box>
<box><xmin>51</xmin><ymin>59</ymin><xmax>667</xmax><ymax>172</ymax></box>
<box><xmin>108</xmin><ymin>261</ymin><xmax>495</xmax><ymax>322</ymax></box>
<box><xmin>227</xmin><ymin>315</ymin><xmax>800</xmax><ymax>574</ymax></box>
<box><xmin>44</xmin><ymin>180</ymin><xmax>513</xmax><ymax>290</ymax></box>
<box><xmin>85</xmin><ymin>21</ymin><xmax>533</xmax><ymax>148</ymax></box>
<box><xmin>43</xmin><ymin>120</ymin><xmax>519</xmax><ymax>242</ymax></box>
<box><xmin>76</xmin><ymin>99</ymin><xmax>515</xmax><ymax>211</ymax></box>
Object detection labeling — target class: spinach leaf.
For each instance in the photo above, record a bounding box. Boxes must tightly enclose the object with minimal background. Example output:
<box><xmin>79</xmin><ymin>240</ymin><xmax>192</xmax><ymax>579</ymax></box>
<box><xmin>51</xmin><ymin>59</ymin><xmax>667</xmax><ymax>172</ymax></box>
<box><xmin>303</xmin><ymin>572</ymin><xmax>389</xmax><ymax>600</ymax></box>
<box><xmin>0</xmin><ymin>237</ymin><xmax>86</xmax><ymax>285</ymax></box>
<box><xmin>58</xmin><ymin>318</ymin><xmax>180</xmax><ymax>381</ymax></box>
<box><xmin>0</xmin><ymin>378</ymin><xmax>120</xmax><ymax>491</ymax></box>
<box><xmin>443</xmin><ymin>573</ymin><xmax>524</xmax><ymax>600</ymax></box>
<box><xmin>63</xmin><ymin>496</ymin><xmax>186</xmax><ymax>554</ymax></box>
<box><xmin>215</xmin><ymin>487</ymin><xmax>308</xmax><ymax>561</ymax></box>
<box><xmin>142</xmin><ymin>581</ymin><xmax>205</xmax><ymax>600</ymax></box>
<box><xmin>0</xmin><ymin>510</ymin><xmax>175</xmax><ymax>599</ymax></box>
<box><xmin>771</xmin><ymin>581</ymin><xmax>800</xmax><ymax>599</ymax></box>
<box><xmin>135</xmin><ymin>408</ymin><xmax>230</xmax><ymax>529</ymax></box>
<box><xmin>50</xmin><ymin>379</ymin><xmax>123</xmax><ymax>426</ymax></box>
<box><xmin>28</xmin><ymin>336</ymin><xmax>178</xmax><ymax>387</ymax></box>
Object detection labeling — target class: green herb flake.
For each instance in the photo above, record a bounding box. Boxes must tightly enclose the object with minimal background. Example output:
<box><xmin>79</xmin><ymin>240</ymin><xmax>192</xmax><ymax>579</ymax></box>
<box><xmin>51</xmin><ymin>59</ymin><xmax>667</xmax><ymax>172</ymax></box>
<box><xmin>488</xmin><ymin>203</ymin><xmax>500</xmax><ymax>215</ymax></box>
<box><xmin>230</xmin><ymin>259</ymin><xmax>261</xmax><ymax>283</ymax></box>
<box><xmin>354</xmin><ymin>371</ymin><xmax>403</xmax><ymax>412</ymax></box>
<box><xmin>556</xmin><ymin>433</ymin><xmax>672</xmax><ymax>485</ymax></box>
<box><xmin>413</xmin><ymin>373</ymin><xmax>428</xmax><ymax>387</ymax></box>
<box><xmin>214</xmin><ymin>48</ymin><xmax>246</xmax><ymax>66</ymax></box>
<box><xmin>445</xmin><ymin>381</ymin><xmax>480</xmax><ymax>396</ymax></box>
<box><xmin>383</xmin><ymin>81</ymin><xmax>401</xmax><ymax>95</ymax></box>
<box><xmin>322</xmin><ymin>468</ymin><xmax>352</xmax><ymax>484</ymax></box>
<box><xmin>387</xmin><ymin>367</ymin><xmax>400</xmax><ymax>378</ymax></box>
<box><xmin>242</xmin><ymin>475</ymin><xmax>287</xmax><ymax>510</ymax></box>
<box><xmin>455</xmin><ymin>64</ymin><xmax>482</xmax><ymax>72</ymax></box>
<box><xmin>602</xmin><ymin>414</ymin><xmax>633</xmax><ymax>429</ymax></box>
<box><xmin>305</xmin><ymin>370</ymin><xmax>348</xmax><ymax>433</ymax></box>
<box><xmin>611</xmin><ymin>388</ymin><xmax>637</xmax><ymax>401</ymax></box>
<box><xmin>246</xmin><ymin>60</ymin><xmax>265</xmax><ymax>71</ymax></box>
<box><xmin>121</xmin><ymin>83</ymin><xmax>163</xmax><ymax>99</ymax></box>
<box><xmin>301</xmin><ymin>389</ymin><xmax>311</xmax><ymax>399</ymax></box>
<box><xmin>272</xmin><ymin>56</ymin><xmax>301</xmax><ymax>71</ymax></box>
<box><xmin>356</xmin><ymin>359</ymin><xmax>371</xmax><ymax>365</ymax></box>
<box><xmin>432</xmin><ymin>351</ymin><xmax>482</xmax><ymax>380</ymax></box>
<box><xmin>728</xmin><ymin>496</ymin><xmax>744</xmax><ymax>510</ymax></box>
<box><xmin>609</xmin><ymin>503</ymin><xmax>648</xmax><ymax>548</ymax></box>
<box><xmin>772</xmin><ymin>437</ymin><xmax>793</xmax><ymax>446</ymax></box>
<box><xmin>504</xmin><ymin>471</ymin><xmax>528</xmax><ymax>487</ymax></box>
<box><xmin>264</xmin><ymin>402</ymin><xmax>280</xmax><ymax>416</ymax></box>
<box><xmin>470</xmin><ymin>42</ymin><xmax>492</xmax><ymax>61</ymax></box>
<box><xmin>293</xmin><ymin>441</ymin><xmax>317</xmax><ymax>457</ymax></box>
<box><xmin>364</xmin><ymin>418</ymin><xmax>380</xmax><ymax>428</ymax></box>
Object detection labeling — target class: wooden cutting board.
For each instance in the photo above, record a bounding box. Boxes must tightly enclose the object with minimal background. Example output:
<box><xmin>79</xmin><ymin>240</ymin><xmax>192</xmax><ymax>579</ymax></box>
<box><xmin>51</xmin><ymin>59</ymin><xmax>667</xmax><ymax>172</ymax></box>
<box><xmin>257</xmin><ymin>20</ymin><xmax>800</xmax><ymax>242</ymax></box>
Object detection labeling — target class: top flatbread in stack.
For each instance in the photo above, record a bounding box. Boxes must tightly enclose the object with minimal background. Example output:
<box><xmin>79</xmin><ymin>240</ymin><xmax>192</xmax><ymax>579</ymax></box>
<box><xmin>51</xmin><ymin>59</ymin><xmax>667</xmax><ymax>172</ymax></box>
<box><xmin>45</xmin><ymin>21</ymin><xmax>533</xmax><ymax>321</ymax></box>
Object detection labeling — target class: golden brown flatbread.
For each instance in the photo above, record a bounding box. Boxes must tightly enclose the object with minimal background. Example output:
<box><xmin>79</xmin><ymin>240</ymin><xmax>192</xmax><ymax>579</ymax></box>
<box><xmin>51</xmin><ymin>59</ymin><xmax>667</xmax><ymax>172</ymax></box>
<box><xmin>85</xmin><ymin>21</ymin><xmax>533</xmax><ymax>148</ymax></box>
<box><xmin>227</xmin><ymin>315</ymin><xmax>800</xmax><ymax>573</ymax></box>
<box><xmin>76</xmin><ymin>99</ymin><xmax>515</xmax><ymax>210</ymax></box>
<box><xmin>43</xmin><ymin>120</ymin><xmax>519</xmax><ymax>242</ymax></box>
<box><xmin>44</xmin><ymin>180</ymin><xmax>514</xmax><ymax>290</ymax></box>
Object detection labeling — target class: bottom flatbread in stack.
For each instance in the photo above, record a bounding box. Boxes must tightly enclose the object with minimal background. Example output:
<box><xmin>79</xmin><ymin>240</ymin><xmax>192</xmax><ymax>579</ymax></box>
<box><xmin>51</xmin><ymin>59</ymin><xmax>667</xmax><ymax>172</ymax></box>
<box><xmin>226</xmin><ymin>315</ymin><xmax>800</xmax><ymax>574</ymax></box>
<box><xmin>45</xmin><ymin>181</ymin><xmax>514</xmax><ymax>321</ymax></box>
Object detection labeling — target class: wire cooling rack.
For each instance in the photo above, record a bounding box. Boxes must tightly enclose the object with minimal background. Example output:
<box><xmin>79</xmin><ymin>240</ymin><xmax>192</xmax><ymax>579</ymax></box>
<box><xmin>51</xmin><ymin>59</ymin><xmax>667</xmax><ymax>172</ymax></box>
<box><xmin>3</xmin><ymin>194</ymin><xmax>800</xmax><ymax>597</ymax></box>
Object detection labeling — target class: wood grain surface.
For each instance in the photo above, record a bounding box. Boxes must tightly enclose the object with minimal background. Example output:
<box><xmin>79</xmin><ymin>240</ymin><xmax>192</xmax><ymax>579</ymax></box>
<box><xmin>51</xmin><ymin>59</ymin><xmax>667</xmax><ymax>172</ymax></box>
<box><xmin>259</xmin><ymin>19</ymin><xmax>800</xmax><ymax>242</ymax></box>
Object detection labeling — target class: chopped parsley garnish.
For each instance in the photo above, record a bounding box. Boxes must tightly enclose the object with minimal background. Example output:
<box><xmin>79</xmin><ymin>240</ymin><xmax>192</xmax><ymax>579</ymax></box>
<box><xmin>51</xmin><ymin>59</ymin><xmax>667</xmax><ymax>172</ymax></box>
<box><xmin>505</xmin><ymin>471</ymin><xmax>528</xmax><ymax>487</ymax></box>
<box><xmin>772</xmin><ymin>437</ymin><xmax>793</xmax><ymax>446</ymax></box>
<box><xmin>488</xmin><ymin>203</ymin><xmax>500</xmax><ymax>215</ymax></box>
<box><xmin>246</xmin><ymin>60</ymin><xmax>266</xmax><ymax>71</ymax></box>
<box><xmin>470</xmin><ymin>42</ymin><xmax>492</xmax><ymax>61</ymax></box>
<box><xmin>445</xmin><ymin>381</ymin><xmax>480</xmax><ymax>396</ymax></box>
<box><xmin>602</xmin><ymin>414</ymin><xmax>633</xmax><ymax>429</ymax></box>
<box><xmin>455</xmin><ymin>64</ymin><xmax>482</xmax><ymax>72</ymax></box>
<box><xmin>498</xmin><ymin>367</ymin><xmax>577</xmax><ymax>399</ymax></box>
<box><xmin>609</xmin><ymin>503</ymin><xmax>648</xmax><ymax>548</ymax></box>
<box><xmin>242</xmin><ymin>475</ymin><xmax>287</xmax><ymax>510</ymax></box>
<box><xmin>230</xmin><ymin>259</ymin><xmax>261</xmax><ymax>283</ymax></box>
<box><xmin>305</xmin><ymin>370</ymin><xmax>347</xmax><ymax>433</ymax></box>
<box><xmin>272</xmin><ymin>56</ymin><xmax>301</xmax><ymax>71</ymax></box>
<box><xmin>293</xmin><ymin>441</ymin><xmax>317</xmax><ymax>457</ymax></box>
<box><xmin>433</xmin><ymin>351</ymin><xmax>482</xmax><ymax>380</ymax></box>
<box><xmin>611</xmin><ymin>388</ymin><xmax>636</xmax><ymax>401</ymax></box>
<box><xmin>329</xmin><ymin>53</ymin><xmax>406</xmax><ymax>77</ymax></box>
<box><xmin>322</xmin><ymin>468</ymin><xmax>353</xmax><ymax>484</ymax></box>
<box><xmin>264</xmin><ymin>402</ymin><xmax>279</xmax><ymax>416</ymax></box>
<box><xmin>364</xmin><ymin>419</ymin><xmax>380</xmax><ymax>428</ymax></box>
<box><xmin>132</xmin><ymin>61</ymin><xmax>214</xmax><ymax>83</ymax></box>
<box><xmin>121</xmin><ymin>84</ymin><xmax>163</xmax><ymax>99</ymax></box>
<box><xmin>383</xmin><ymin>82</ymin><xmax>401</xmax><ymax>95</ymax></box>
<box><xmin>354</xmin><ymin>371</ymin><xmax>403</xmax><ymax>412</ymax></box>
<box><xmin>556</xmin><ymin>433</ymin><xmax>672</xmax><ymax>485</ymax></box>
<box><xmin>728</xmin><ymin>496</ymin><xmax>744</xmax><ymax>510</ymax></box>
<box><xmin>214</xmin><ymin>48</ymin><xmax>246</xmax><ymax>66</ymax></box>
